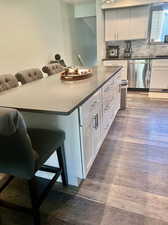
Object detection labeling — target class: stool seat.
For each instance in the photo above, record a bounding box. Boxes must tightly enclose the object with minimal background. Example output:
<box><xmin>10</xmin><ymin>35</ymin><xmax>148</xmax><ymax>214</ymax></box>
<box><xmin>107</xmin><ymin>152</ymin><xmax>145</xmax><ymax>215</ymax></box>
<box><xmin>15</xmin><ymin>68</ymin><xmax>43</xmax><ymax>85</ymax></box>
<box><xmin>0</xmin><ymin>107</ymin><xmax>68</xmax><ymax>225</ymax></box>
<box><xmin>28</xmin><ymin>128</ymin><xmax>65</xmax><ymax>169</ymax></box>
<box><xmin>42</xmin><ymin>63</ymin><xmax>65</xmax><ymax>76</ymax></box>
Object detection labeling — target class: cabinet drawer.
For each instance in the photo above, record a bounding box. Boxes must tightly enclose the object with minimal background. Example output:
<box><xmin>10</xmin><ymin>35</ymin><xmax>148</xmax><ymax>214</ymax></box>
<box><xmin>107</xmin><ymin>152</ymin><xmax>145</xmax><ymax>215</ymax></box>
<box><xmin>150</xmin><ymin>69</ymin><xmax>168</xmax><ymax>89</ymax></box>
<box><xmin>103</xmin><ymin>60</ymin><xmax>127</xmax><ymax>67</ymax></box>
<box><xmin>152</xmin><ymin>59</ymin><xmax>168</xmax><ymax>68</ymax></box>
<box><xmin>80</xmin><ymin>90</ymin><xmax>101</xmax><ymax>122</ymax></box>
<box><xmin>103</xmin><ymin>77</ymin><xmax>115</xmax><ymax>93</ymax></box>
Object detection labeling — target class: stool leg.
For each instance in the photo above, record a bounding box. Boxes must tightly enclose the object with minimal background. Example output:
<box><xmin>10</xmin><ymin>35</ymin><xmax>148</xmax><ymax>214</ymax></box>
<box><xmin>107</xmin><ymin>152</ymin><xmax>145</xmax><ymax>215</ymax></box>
<box><xmin>28</xmin><ymin>178</ymin><xmax>40</xmax><ymax>225</ymax></box>
<box><xmin>56</xmin><ymin>145</ymin><xmax>68</xmax><ymax>186</ymax></box>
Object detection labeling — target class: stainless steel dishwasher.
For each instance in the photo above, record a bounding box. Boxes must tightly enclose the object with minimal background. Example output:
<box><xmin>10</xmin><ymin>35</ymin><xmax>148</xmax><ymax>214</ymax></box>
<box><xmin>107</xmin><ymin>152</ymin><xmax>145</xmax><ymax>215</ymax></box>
<box><xmin>128</xmin><ymin>59</ymin><xmax>151</xmax><ymax>90</ymax></box>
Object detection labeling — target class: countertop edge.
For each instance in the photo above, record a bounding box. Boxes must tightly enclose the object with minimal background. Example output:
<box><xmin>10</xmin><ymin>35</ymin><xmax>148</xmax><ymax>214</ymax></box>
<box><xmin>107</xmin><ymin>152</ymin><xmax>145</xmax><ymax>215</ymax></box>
<box><xmin>1</xmin><ymin>66</ymin><xmax>122</xmax><ymax>116</ymax></box>
<box><xmin>103</xmin><ymin>56</ymin><xmax>168</xmax><ymax>61</ymax></box>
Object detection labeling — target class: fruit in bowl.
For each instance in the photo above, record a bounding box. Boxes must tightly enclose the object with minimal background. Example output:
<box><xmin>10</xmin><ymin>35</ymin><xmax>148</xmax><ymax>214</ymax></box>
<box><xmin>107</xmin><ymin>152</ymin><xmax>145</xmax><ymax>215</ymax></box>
<box><xmin>62</xmin><ymin>67</ymin><xmax>91</xmax><ymax>76</ymax></box>
<box><xmin>61</xmin><ymin>67</ymin><xmax>92</xmax><ymax>81</ymax></box>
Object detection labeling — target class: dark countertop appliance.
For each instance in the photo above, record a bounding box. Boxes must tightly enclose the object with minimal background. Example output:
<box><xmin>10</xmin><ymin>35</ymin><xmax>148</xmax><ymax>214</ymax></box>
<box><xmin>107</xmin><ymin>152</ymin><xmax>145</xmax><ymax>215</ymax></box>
<box><xmin>124</xmin><ymin>41</ymin><xmax>132</xmax><ymax>58</ymax></box>
<box><xmin>106</xmin><ymin>46</ymin><xmax>120</xmax><ymax>59</ymax></box>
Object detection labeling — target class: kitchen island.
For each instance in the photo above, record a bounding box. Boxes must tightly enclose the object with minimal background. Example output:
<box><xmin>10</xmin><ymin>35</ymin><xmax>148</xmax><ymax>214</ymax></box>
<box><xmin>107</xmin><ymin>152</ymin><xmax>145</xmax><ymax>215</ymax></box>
<box><xmin>0</xmin><ymin>66</ymin><xmax>122</xmax><ymax>186</ymax></box>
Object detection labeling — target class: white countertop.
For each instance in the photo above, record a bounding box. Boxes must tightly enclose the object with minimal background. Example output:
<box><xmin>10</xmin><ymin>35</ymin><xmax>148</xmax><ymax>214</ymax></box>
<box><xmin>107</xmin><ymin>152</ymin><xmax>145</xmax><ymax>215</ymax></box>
<box><xmin>0</xmin><ymin>66</ymin><xmax>121</xmax><ymax>115</ymax></box>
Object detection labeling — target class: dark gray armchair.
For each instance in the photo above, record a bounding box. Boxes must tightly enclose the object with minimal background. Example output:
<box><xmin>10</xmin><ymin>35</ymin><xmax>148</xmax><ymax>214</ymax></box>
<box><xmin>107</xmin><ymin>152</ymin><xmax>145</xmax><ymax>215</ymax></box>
<box><xmin>0</xmin><ymin>107</ymin><xmax>68</xmax><ymax>225</ymax></box>
<box><xmin>42</xmin><ymin>63</ymin><xmax>65</xmax><ymax>76</ymax></box>
<box><xmin>0</xmin><ymin>74</ymin><xmax>18</xmax><ymax>92</ymax></box>
<box><xmin>15</xmin><ymin>68</ymin><xmax>43</xmax><ymax>85</ymax></box>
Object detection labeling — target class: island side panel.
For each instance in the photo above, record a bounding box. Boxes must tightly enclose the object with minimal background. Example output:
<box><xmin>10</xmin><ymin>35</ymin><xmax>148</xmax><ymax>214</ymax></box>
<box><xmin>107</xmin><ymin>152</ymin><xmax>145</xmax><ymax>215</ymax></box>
<box><xmin>22</xmin><ymin>109</ymin><xmax>83</xmax><ymax>187</ymax></box>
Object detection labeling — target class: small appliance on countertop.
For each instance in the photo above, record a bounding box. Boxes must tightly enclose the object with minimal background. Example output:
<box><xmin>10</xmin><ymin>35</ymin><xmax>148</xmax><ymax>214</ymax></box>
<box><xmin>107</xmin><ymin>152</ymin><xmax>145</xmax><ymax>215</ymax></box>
<box><xmin>106</xmin><ymin>45</ymin><xmax>120</xmax><ymax>59</ymax></box>
<box><xmin>124</xmin><ymin>41</ymin><xmax>132</xmax><ymax>58</ymax></box>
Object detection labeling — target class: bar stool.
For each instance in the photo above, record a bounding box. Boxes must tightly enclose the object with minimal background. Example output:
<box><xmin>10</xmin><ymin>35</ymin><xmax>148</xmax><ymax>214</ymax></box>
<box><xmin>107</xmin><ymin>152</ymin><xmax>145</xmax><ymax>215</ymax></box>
<box><xmin>42</xmin><ymin>63</ymin><xmax>65</xmax><ymax>76</ymax></box>
<box><xmin>15</xmin><ymin>68</ymin><xmax>43</xmax><ymax>85</ymax></box>
<box><xmin>0</xmin><ymin>107</ymin><xmax>68</xmax><ymax>225</ymax></box>
<box><xmin>49</xmin><ymin>54</ymin><xmax>66</xmax><ymax>67</ymax></box>
<box><xmin>0</xmin><ymin>74</ymin><xmax>18</xmax><ymax>92</ymax></box>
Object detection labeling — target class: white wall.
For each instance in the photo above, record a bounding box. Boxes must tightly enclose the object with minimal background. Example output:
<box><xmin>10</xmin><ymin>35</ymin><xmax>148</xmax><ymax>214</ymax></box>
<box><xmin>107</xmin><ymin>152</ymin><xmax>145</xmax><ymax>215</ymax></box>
<box><xmin>96</xmin><ymin>0</ymin><xmax>105</xmax><ymax>64</ymax></box>
<box><xmin>74</xmin><ymin>2</ymin><xmax>96</xmax><ymax>18</ymax></box>
<box><xmin>0</xmin><ymin>0</ymin><xmax>76</xmax><ymax>75</ymax></box>
<box><xmin>72</xmin><ymin>2</ymin><xmax>97</xmax><ymax>67</ymax></box>
<box><xmin>74</xmin><ymin>17</ymin><xmax>97</xmax><ymax>67</ymax></box>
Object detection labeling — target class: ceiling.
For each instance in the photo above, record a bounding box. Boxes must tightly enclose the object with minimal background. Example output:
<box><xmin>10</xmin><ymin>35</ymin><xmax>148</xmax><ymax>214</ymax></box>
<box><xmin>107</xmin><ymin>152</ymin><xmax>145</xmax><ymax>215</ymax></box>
<box><xmin>65</xmin><ymin>0</ymin><xmax>95</xmax><ymax>4</ymax></box>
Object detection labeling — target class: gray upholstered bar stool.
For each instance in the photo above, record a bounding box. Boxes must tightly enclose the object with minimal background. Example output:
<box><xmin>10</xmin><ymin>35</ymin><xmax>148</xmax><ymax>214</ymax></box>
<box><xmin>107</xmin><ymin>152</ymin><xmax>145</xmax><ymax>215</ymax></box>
<box><xmin>42</xmin><ymin>63</ymin><xmax>65</xmax><ymax>76</ymax></box>
<box><xmin>15</xmin><ymin>68</ymin><xmax>43</xmax><ymax>85</ymax></box>
<box><xmin>0</xmin><ymin>107</ymin><xmax>68</xmax><ymax>225</ymax></box>
<box><xmin>0</xmin><ymin>74</ymin><xmax>18</xmax><ymax>92</ymax></box>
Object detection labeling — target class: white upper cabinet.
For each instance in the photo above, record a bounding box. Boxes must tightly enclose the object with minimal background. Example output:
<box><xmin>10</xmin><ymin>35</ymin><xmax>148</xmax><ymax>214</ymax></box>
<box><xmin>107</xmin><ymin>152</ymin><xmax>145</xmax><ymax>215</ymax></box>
<box><xmin>129</xmin><ymin>6</ymin><xmax>149</xmax><ymax>40</ymax></box>
<box><xmin>105</xmin><ymin>9</ymin><xmax>118</xmax><ymax>41</ymax></box>
<box><xmin>105</xmin><ymin>6</ymin><xmax>149</xmax><ymax>41</ymax></box>
<box><xmin>117</xmin><ymin>8</ymin><xmax>131</xmax><ymax>41</ymax></box>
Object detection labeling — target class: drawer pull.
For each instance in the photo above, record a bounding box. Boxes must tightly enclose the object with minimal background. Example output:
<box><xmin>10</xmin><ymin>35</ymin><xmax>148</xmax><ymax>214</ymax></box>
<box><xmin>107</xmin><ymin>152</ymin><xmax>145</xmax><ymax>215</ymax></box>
<box><xmin>90</xmin><ymin>101</ymin><xmax>97</xmax><ymax>108</ymax></box>
<box><xmin>93</xmin><ymin>113</ymin><xmax>98</xmax><ymax>129</ymax></box>
<box><xmin>104</xmin><ymin>87</ymin><xmax>111</xmax><ymax>93</ymax></box>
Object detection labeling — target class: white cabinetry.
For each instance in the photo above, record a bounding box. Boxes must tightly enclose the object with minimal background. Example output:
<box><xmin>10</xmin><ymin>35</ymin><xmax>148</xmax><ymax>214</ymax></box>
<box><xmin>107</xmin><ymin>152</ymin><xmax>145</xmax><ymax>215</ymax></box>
<box><xmin>103</xmin><ymin>60</ymin><xmax>127</xmax><ymax>80</ymax></box>
<box><xmin>105</xmin><ymin>9</ymin><xmax>118</xmax><ymax>41</ymax></box>
<box><xmin>102</xmin><ymin>73</ymin><xmax>121</xmax><ymax>139</ymax></box>
<box><xmin>129</xmin><ymin>6</ymin><xmax>149</xmax><ymax>40</ymax></box>
<box><xmin>80</xmin><ymin>72</ymin><xmax>121</xmax><ymax>177</ymax></box>
<box><xmin>80</xmin><ymin>90</ymin><xmax>102</xmax><ymax>176</ymax></box>
<box><xmin>105</xmin><ymin>6</ymin><xmax>149</xmax><ymax>41</ymax></box>
<box><xmin>117</xmin><ymin>8</ymin><xmax>131</xmax><ymax>41</ymax></box>
<box><xmin>23</xmin><ymin>69</ymin><xmax>122</xmax><ymax>186</ymax></box>
<box><xmin>150</xmin><ymin>60</ymin><xmax>168</xmax><ymax>90</ymax></box>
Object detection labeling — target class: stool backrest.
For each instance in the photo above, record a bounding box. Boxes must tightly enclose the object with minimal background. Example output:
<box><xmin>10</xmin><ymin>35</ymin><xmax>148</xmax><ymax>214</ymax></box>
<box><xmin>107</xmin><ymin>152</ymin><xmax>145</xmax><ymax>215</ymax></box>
<box><xmin>42</xmin><ymin>63</ymin><xmax>65</xmax><ymax>76</ymax></box>
<box><xmin>15</xmin><ymin>68</ymin><xmax>43</xmax><ymax>85</ymax></box>
<box><xmin>0</xmin><ymin>74</ymin><xmax>18</xmax><ymax>92</ymax></box>
<box><xmin>0</xmin><ymin>108</ymin><xmax>36</xmax><ymax>179</ymax></box>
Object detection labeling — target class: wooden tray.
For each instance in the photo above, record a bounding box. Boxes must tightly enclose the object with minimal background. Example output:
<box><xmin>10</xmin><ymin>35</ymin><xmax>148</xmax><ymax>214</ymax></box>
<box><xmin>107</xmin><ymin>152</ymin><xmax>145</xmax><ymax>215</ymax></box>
<box><xmin>61</xmin><ymin>72</ymin><xmax>92</xmax><ymax>81</ymax></box>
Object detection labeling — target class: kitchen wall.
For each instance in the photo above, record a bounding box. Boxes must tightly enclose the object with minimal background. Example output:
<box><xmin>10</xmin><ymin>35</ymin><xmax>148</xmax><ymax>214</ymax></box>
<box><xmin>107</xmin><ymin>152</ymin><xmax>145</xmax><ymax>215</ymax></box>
<box><xmin>107</xmin><ymin>39</ymin><xmax>168</xmax><ymax>57</ymax></box>
<box><xmin>98</xmin><ymin>0</ymin><xmax>168</xmax><ymax>61</ymax></box>
<box><xmin>74</xmin><ymin>2</ymin><xmax>97</xmax><ymax>67</ymax></box>
<box><xmin>132</xmin><ymin>40</ymin><xmax>168</xmax><ymax>56</ymax></box>
<box><xmin>74</xmin><ymin>17</ymin><xmax>97</xmax><ymax>67</ymax></box>
<box><xmin>96</xmin><ymin>0</ymin><xmax>105</xmax><ymax>63</ymax></box>
<box><xmin>0</xmin><ymin>0</ymin><xmax>77</xmax><ymax>75</ymax></box>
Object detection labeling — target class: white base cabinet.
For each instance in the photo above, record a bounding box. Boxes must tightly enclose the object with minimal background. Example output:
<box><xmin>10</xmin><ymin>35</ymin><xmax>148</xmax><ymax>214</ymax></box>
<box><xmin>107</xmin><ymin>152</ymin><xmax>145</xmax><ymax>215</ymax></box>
<box><xmin>23</xmin><ymin>70</ymin><xmax>121</xmax><ymax>186</ymax></box>
<box><xmin>150</xmin><ymin>60</ymin><xmax>168</xmax><ymax>91</ymax></box>
<box><xmin>79</xmin><ymin>90</ymin><xmax>102</xmax><ymax>177</ymax></box>
<box><xmin>80</xmin><ymin>72</ymin><xmax>121</xmax><ymax>177</ymax></box>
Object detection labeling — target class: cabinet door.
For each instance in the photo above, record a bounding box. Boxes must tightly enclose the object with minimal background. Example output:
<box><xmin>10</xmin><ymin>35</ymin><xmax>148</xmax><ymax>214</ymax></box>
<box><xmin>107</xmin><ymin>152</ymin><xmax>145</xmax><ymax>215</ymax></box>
<box><xmin>130</xmin><ymin>6</ymin><xmax>149</xmax><ymax>40</ymax></box>
<box><xmin>117</xmin><ymin>8</ymin><xmax>131</xmax><ymax>41</ymax></box>
<box><xmin>105</xmin><ymin>10</ymin><xmax>117</xmax><ymax>41</ymax></box>
<box><xmin>92</xmin><ymin>109</ymin><xmax>102</xmax><ymax>157</ymax></box>
<box><xmin>80</xmin><ymin>90</ymin><xmax>102</xmax><ymax>177</ymax></box>
<box><xmin>82</xmin><ymin>118</ymin><xmax>94</xmax><ymax>176</ymax></box>
<box><xmin>150</xmin><ymin>68</ymin><xmax>168</xmax><ymax>90</ymax></box>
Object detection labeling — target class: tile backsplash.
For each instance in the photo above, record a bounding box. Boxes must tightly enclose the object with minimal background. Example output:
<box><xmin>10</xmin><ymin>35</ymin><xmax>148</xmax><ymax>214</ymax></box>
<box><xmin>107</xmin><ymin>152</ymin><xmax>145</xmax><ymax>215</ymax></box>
<box><xmin>106</xmin><ymin>40</ymin><xmax>168</xmax><ymax>57</ymax></box>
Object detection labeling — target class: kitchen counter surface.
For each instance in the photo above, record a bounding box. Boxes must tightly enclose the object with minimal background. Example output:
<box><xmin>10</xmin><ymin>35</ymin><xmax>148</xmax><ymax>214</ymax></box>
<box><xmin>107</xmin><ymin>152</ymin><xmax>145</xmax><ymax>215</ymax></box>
<box><xmin>103</xmin><ymin>56</ymin><xmax>168</xmax><ymax>61</ymax></box>
<box><xmin>0</xmin><ymin>66</ymin><xmax>122</xmax><ymax>115</ymax></box>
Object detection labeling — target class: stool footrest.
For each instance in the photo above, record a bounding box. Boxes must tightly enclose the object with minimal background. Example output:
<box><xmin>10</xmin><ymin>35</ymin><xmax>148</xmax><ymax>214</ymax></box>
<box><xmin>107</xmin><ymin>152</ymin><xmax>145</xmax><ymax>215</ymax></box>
<box><xmin>0</xmin><ymin>199</ymin><xmax>32</xmax><ymax>214</ymax></box>
<box><xmin>37</xmin><ymin>170</ymin><xmax>61</xmax><ymax>207</ymax></box>
<box><xmin>39</xmin><ymin>165</ymin><xmax>61</xmax><ymax>174</ymax></box>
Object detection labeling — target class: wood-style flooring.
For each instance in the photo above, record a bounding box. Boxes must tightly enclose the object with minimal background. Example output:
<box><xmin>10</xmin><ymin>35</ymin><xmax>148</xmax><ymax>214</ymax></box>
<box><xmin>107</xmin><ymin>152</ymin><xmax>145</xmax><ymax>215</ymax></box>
<box><xmin>1</xmin><ymin>92</ymin><xmax>168</xmax><ymax>225</ymax></box>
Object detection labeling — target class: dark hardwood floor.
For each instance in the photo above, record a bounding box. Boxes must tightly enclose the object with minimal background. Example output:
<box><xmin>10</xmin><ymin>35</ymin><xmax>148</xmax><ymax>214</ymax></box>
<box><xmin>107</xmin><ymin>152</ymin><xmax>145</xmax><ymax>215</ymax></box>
<box><xmin>1</xmin><ymin>92</ymin><xmax>168</xmax><ymax>225</ymax></box>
